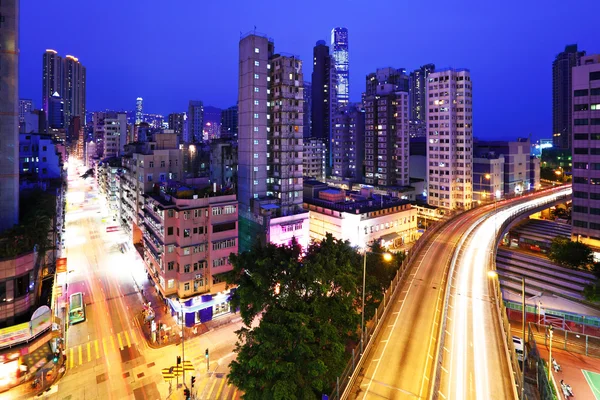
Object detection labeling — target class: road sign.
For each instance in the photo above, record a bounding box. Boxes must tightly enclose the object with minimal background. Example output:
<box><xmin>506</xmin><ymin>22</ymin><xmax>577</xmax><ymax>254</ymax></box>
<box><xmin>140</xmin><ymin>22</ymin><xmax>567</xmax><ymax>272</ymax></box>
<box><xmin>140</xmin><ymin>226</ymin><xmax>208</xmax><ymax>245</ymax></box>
<box><xmin>56</xmin><ymin>258</ymin><xmax>67</xmax><ymax>273</ymax></box>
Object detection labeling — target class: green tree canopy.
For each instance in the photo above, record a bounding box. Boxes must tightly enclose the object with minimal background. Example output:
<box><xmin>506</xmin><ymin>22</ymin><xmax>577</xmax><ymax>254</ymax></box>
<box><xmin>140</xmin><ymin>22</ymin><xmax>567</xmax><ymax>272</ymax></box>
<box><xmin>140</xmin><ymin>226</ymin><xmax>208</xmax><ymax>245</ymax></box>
<box><xmin>548</xmin><ymin>237</ymin><xmax>594</xmax><ymax>270</ymax></box>
<box><xmin>227</xmin><ymin>234</ymin><xmax>402</xmax><ymax>399</ymax></box>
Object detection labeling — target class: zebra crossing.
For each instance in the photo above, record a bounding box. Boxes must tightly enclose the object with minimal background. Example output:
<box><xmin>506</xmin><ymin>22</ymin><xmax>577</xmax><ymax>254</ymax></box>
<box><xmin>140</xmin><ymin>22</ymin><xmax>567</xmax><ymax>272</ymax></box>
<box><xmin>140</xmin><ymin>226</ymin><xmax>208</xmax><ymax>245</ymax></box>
<box><xmin>67</xmin><ymin>328</ymin><xmax>140</xmax><ymax>369</ymax></box>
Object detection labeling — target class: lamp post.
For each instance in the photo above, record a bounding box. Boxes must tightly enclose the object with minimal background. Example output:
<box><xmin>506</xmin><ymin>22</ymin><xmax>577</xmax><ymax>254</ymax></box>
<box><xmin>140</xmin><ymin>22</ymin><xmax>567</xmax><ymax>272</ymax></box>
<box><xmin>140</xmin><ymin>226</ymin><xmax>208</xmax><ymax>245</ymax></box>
<box><xmin>488</xmin><ymin>270</ymin><xmax>526</xmax><ymax>400</ymax></box>
<box><xmin>178</xmin><ymin>298</ymin><xmax>186</xmax><ymax>388</ymax></box>
<box><xmin>548</xmin><ymin>326</ymin><xmax>554</xmax><ymax>381</ymax></box>
<box><xmin>361</xmin><ymin>249</ymin><xmax>392</xmax><ymax>354</ymax></box>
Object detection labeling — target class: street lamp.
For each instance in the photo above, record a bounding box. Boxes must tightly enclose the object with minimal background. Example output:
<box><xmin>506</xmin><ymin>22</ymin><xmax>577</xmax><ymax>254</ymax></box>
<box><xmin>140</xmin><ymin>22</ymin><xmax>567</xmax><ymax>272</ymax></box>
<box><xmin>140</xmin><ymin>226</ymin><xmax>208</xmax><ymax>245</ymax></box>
<box><xmin>548</xmin><ymin>326</ymin><xmax>554</xmax><ymax>381</ymax></box>
<box><xmin>361</xmin><ymin>249</ymin><xmax>392</xmax><ymax>353</ymax></box>
<box><xmin>488</xmin><ymin>270</ymin><xmax>526</xmax><ymax>400</ymax></box>
<box><xmin>480</xmin><ymin>173</ymin><xmax>491</xmax><ymax>202</ymax></box>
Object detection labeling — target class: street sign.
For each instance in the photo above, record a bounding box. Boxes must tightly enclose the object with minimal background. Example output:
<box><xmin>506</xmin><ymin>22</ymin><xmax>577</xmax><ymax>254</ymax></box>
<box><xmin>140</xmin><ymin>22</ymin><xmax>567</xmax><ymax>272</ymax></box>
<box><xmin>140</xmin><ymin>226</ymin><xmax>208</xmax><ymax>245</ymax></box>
<box><xmin>56</xmin><ymin>258</ymin><xmax>67</xmax><ymax>273</ymax></box>
<box><xmin>161</xmin><ymin>367</ymin><xmax>174</xmax><ymax>380</ymax></box>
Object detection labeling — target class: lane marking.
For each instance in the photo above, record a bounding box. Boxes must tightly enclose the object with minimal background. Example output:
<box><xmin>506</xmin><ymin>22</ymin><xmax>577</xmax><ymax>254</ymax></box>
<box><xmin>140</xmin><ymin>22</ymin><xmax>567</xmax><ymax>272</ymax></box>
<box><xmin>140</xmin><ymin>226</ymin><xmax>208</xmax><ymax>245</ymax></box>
<box><xmin>207</xmin><ymin>376</ymin><xmax>219</xmax><ymax>397</ymax></box>
<box><xmin>216</xmin><ymin>377</ymin><xmax>227</xmax><ymax>398</ymax></box>
<box><xmin>69</xmin><ymin>347</ymin><xmax>74</xmax><ymax>369</ymax></box>
<box><xmin>95</xmin><ymin>340</ymin><xmax>100</xmax><ymax>359</ymax></box>
<box><xmin>110</xmin><ymin>335</ymin><xmax>116</xmax><ymax>351</ymax></box>
<box><xmin>78</xmin><ymin>345</ymin><xmax>82</xmax><ymax>366</ymax></box>
<box><xmin>124</xmin><ymin>330</ymin><xmax>131</xmax><ymax>348</ymax></box>
<box><xmin>102</xmin><ymin>337</ymin><xmax>108</xmax><ymax>356</ymax></box>
<box><xmin>87</xmin><ymin>342</ymin><xmax>91</xmax><ymax>362</ymax></box>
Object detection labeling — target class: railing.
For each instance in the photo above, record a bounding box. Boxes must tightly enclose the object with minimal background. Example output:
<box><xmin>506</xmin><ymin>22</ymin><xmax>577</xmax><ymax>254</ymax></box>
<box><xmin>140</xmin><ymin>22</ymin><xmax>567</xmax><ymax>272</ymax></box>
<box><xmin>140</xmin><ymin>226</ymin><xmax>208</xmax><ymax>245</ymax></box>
<box><xmin>330</xmin><ymin>213</ymin><xmax>454</xmax><ymax>399</ymax></box>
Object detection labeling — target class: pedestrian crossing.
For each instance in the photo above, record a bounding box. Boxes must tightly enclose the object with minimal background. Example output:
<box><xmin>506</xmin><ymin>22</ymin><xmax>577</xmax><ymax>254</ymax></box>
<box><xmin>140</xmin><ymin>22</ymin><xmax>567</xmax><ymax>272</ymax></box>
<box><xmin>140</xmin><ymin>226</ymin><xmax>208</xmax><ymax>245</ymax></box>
<box><xmin>67</xmin><ymin>328</ymin><xmax>140</xmax><ymax>369</ymax></box>
<box><xmin>187</xmin><ymin>372</ymin><xmax>242</xmax><ymax>400</ymax></box>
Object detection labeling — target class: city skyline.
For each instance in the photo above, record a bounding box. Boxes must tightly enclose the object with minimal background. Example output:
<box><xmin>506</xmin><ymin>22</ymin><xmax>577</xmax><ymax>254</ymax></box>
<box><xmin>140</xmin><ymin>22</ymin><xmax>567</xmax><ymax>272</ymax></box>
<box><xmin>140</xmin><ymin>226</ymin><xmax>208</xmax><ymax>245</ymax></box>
<box><xmin>19</xmin><ymin>0</ymin><xmax>600</xmax><ymax>141</ymax></box>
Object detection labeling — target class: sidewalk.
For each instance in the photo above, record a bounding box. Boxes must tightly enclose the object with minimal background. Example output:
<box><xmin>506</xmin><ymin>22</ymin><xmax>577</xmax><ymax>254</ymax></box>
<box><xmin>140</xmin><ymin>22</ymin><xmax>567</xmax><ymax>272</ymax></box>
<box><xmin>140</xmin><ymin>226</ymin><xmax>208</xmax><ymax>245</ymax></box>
<box><xmin>1</xmin><ymin>355</ymin><xmax>67</xmax><ymax>400</ymax></box>
<box><xmin>131</xmin><ymin>244</ymin><xmax>241</xmax><ymax>349</ymax></box>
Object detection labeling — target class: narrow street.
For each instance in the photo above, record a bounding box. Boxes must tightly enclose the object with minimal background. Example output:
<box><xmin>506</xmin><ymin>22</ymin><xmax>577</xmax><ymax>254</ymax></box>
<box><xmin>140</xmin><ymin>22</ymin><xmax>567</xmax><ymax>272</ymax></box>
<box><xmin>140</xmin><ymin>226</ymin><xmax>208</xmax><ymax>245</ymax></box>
<box><xmin>1</xmin><ymin>160</ymin><xmax>242</xmax><ymax>400</ymax></box>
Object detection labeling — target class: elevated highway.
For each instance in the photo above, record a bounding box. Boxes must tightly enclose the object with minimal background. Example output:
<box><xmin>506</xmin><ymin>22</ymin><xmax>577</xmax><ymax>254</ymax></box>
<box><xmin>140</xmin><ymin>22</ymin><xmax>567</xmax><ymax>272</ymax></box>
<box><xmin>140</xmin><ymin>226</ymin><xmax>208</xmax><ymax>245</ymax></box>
<box><xmin>344</xmin><ymin>186</ymin><xmax>571</xmax><ymax>400</ymax></box>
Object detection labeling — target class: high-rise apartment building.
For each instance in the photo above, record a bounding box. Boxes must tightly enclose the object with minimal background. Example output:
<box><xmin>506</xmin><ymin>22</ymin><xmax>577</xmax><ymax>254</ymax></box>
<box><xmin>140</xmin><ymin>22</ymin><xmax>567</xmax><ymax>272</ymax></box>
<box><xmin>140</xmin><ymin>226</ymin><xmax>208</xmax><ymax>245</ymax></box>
<box><xmin>303</xmin><ymin>81</ymin><xmax>312</xmax><ymax>138</ymax></box>
<box><xmin>63</xmin><ymin>55</ymin><xmax>86</xmax><ymax>126</ymax></box>
<box><xmin>364</xmin><ymin>68</ymin><xmax>410</xmax><ymax>187</ymax></box>
<box><xmin>187</xmin><ymin>100</ymin><xmax>204</xmax><ymax>143</ymax></box>
<box><xmin>103</xmin><ymin>112</ymin><xmax>128</xmax><ymax>158</ymax></box>
<box><xmin>42</xmin><ymin>50</ymin><xmax>85</xmax><ymax>128</ymax></box>
<box><xmin>553</xmin><ymin>44</ymin><xmax>586</xmax><ymax>150</ymax></box>
<box><xmin>0</xmin><ymin>0</ymin><xmax>19</xmax><ymax>231</ymax></box>
<box><xmin>311</xmin><ymin>40</ymin><xmax>337</xmax><ymax>174</ymax></box>
<box><xmin>168</xmin><ymin>112</ymin><xmax>185</xmax><ymax>144</ymax></box>
<box><xmin>331</xmin><ymin>27</ymin><xmax>349</xmax><ymax>108</ymax></box>
<box><xmin>48</xmin><ymin>92</ymin><xmax>64</xmax><ymax>129</ymax></box>
<box><xmin>426</xmin><ymin>68</ymin><xmax>473</xmax><ymax>210</ymax></box>
<box><xmin>237</xmin><ymin>33</ymin><xmax>309</xmax><ymax>252</ymax></box>
<box><xmin>135</xmin><ymin>97</ymin><xmax>143</xmax><ymax>124</ymax></box>
<box><xmin>220</xmin><ymin>105</ymin><xmax>238</xmax><ymax>136</ymax></box>
<box><xmin>409</xmin><ymin>64</ymin><xmax>435</xmax><ymax>138</ymax></box>
<box><xmin>571</xmin><ymin>54</ymin><xmax>600</xmax><ymax>248</ymax></box>
<box><xmin>332</xmin><ymin>103</ymin><xmax>365</xmax><ymax>182</ymax></box>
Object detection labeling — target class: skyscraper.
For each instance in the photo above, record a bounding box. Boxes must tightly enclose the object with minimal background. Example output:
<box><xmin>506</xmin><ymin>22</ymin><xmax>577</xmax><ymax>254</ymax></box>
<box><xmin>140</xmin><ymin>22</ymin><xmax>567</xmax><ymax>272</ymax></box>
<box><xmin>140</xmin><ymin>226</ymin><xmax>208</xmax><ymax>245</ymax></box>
<box><xmin>187</xmin><ymin>100</ymin><xmax>204</xmax><ymax>143</ymax></box>
<box><xmin>42</xmin><ymin>50</ymin><xmax>85</xmax><ymax>128</ymax></box>
<box><xmin>63</xmin><ymin>55</ymin><xmax>86</xmax><ymax>125</ymax></box>
<box><xmin>571</xmin><ymin>54</ymin><xmax>600</xmax><ymax>248</ymax></box>
<box><xmin>331</xmin><ymin>27</ymin><xmax>349</xmax><ymax>108</ymax></box>
<box><xmin>42</xmin><ymin>49</ymin><xmax>63</xmax><ymax>125</ymax></box>
<box><xmin>553</xmin><ymin>44</ymin><xmax>585</xmax><ymax>149</ymax></box>
<box><xmin>0</xmin><ymin>0</ymin><xmax>19</xmax><ymax>231</ymax></box>
<box><xmin>426</xmin><ymin>68</ymin><xmax>473</xmax><ymax>210</ymax></box>
<box><xmin>135</xmin><ymin>97</ymin><xmax>143</xmax><ymax>124</ymax></box>
<box><xmin>409</xmin><ymin>64</ymin><xmax>435</xmax><ymax>138</ymax></box>
<box><xmin>311</xmin><ymin>40</ymin><xmax>337</xmax><ymax>175</ymax></box>
<box><xmin>48</xmin><ymin>92</ymin><xmax>65</xmax><ymax>129</ymax></box>
<box><xmin>364</xmin><ymin>68</ymin><xmax>410</xmax><ymax>187</ymax></box>
<box><xmin>237</xmin><ymin>32</ymin><xmax>309</xmax><ymax>252</ymax></box>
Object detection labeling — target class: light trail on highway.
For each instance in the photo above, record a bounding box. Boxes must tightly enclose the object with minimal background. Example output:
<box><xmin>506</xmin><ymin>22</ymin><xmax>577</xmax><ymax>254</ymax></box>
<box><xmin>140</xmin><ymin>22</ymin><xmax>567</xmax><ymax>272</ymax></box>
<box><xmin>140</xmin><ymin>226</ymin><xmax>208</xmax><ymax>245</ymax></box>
<box><xmin>439</xmin><ymin>186</ymin><xmax>572</xmax><ymax>400</ymax></box>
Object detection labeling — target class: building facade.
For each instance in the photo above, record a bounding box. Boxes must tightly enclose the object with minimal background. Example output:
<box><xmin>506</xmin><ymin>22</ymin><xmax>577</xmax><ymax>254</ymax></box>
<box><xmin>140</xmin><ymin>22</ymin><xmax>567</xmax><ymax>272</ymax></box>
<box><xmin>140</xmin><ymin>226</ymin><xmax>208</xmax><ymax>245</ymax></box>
<box><xmin>187</xmin><ymin>101</ymin><xmax>204</xmax><ymax>143</ymax></box>
<box><xmin>19</xmin><ymin>133</ymin><xmax>63</xmax><ymax>180</ymax></box>
<box><xmin>331</xmin><ymin>27</ymin><xmax>349</xmax><ymax>108</ymax></box>
<box><xmin>303</xmin><ymin>138</ymin><xmax>326</xmax><ymax>181</ymax></box>
<box><xmin>426</xmin><ymin>68</ymin><xmax>473</xmax><ymax>210</ymax></box>
<box><xmin>553</xmin><ymin>45</ymin><xmax>585</xmax><ymax>150</ymax></box>
<box><xmin>63</xmin><ymin>55</ymin><xmax>86</xmax><ymax>126</ymax></box>
<box><xmin>141</xmin><ymin>182</ymin><xmax>238</xmax><ymax>326</ymax></box>
<box><xmin>303</xmin><ymin>81</ymin><xmax>312</xmax><ymax>138</ymax></box>
<box><xmin>331</xmin><ymin>103</ymin><xmax>365</xmax><ymax>182</ymax></box>
<box><xmin>102</xmin><ymin>112</ymin><xmax>128</xmax><ymax>158</ymax></box>
<box><xmin>168</xmin><ymin>112</ymin><xmax>185</xmax><ymax>144</ymax></box>
<box><xmin>220</xmin><ymin>105</ymin><xmax>238</xmax><ymax>136</ymax></box>
<box><xmin>0</xmin><ymin>0</ymin><xmax>19</xmax><ymax>231</ymax></box>
<box><xmin>364</xmin><ymin>68</ymin><xmax>410</xmax><ymax>187</ymax></box>
<box><xmin>42</xmin><ymin>50</ymin><xmax>62</xmax><ymax>127</ymax></box>
<box><xmin>571</xmin><ymin>54</ymin><xmax>600</xmax><ymax>248</ymax></box>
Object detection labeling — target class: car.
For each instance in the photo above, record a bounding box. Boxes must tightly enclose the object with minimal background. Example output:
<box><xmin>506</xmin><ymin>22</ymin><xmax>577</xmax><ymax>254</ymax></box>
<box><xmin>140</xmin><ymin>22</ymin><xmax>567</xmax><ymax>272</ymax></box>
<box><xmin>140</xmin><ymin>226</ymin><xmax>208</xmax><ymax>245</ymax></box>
<box><xmin>512</xmin><ymin>336</ymin><xmax>524</xmax><ymax>362</ymax></box>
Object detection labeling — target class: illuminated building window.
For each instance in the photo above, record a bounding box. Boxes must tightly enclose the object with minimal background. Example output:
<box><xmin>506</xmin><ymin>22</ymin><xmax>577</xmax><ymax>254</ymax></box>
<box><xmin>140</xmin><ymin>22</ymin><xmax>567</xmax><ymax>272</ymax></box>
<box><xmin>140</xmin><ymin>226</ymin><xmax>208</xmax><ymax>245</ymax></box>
<box><xmin>254</xmin><ymin>47</ymin><xmax>259</xmax><ymax>53</ymax></box>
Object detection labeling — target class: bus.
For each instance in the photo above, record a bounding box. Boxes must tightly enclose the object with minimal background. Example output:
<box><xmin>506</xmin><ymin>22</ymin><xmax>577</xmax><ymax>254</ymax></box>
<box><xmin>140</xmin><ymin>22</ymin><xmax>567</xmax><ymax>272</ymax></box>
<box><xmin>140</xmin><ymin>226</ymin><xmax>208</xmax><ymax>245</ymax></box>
<box><xmin>69</xmin><ymin>292</ymin><xmax>86</xmax><ymax>325</ymax></box>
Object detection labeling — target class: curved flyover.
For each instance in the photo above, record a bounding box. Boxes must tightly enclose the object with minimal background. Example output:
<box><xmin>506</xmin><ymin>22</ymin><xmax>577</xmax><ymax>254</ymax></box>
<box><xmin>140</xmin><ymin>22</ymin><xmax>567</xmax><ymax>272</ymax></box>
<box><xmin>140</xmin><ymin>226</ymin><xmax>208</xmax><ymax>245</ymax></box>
<box><xmin>345</xmin><ymin>186</ymin><xmax>571</xmax><ymax>400</ymax></box>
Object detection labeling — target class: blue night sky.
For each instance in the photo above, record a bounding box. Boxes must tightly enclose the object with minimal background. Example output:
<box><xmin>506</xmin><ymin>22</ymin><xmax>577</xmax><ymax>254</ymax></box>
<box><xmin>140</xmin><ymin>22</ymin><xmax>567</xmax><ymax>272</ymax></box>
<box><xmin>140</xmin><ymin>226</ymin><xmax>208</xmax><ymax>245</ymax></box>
<box><xmin>20</xmin><ymin>0</ymin><xmax>600</xmax><ymax>141</ymax></box>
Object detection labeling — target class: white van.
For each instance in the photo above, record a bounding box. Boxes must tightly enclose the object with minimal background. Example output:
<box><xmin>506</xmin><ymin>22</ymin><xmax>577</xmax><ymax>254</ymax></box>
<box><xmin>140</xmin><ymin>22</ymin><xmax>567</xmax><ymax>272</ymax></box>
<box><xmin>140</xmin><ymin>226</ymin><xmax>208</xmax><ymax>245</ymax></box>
<box><xmin>512</xmin><ymin>336</ymin><xmax>524</xmax><ymax>362</ymax></box>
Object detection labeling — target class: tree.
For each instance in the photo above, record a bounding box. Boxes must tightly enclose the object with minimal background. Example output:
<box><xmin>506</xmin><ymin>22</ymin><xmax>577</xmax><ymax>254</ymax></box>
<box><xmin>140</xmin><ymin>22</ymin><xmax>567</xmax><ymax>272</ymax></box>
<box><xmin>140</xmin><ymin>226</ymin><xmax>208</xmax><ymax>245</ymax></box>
<box><xmin>227</xmin><ymin>234</ymin><xmax>365</xmax><ymax>399</ymax></box>
<box><xmin>548</xmin><ymin>237</ymin><xmax>594</xmax><ymax>270</ymax></box>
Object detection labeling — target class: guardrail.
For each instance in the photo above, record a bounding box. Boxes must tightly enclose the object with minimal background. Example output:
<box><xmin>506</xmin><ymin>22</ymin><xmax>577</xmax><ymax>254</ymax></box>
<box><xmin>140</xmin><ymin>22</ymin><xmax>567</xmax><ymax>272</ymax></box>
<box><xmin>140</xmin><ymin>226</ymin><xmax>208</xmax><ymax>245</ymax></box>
<box><xmin>488</xmin><ymin>188</ymin><xmax>572</xmax><ymax>399</ymax></box>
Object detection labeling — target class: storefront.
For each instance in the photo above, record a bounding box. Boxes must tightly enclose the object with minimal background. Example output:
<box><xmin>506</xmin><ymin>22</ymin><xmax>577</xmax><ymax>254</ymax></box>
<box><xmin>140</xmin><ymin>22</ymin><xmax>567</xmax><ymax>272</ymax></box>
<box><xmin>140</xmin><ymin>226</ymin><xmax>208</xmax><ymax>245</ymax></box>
<box><xmin>167</xmin><ymin>289</ymin><xmax>235</xmax><ymax>328</ymax></box>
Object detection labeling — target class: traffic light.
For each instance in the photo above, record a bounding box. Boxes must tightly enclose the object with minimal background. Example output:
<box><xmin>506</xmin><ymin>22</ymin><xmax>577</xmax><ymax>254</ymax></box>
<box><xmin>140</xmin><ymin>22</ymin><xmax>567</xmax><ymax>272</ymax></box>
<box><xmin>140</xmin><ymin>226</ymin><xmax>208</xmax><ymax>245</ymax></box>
<box><xmin>183</xmin><ymin>388</ymin><xmax>190</xmax><ymax>399</ymax></box>
<box><xmin>52</xmin><ymin>352</ymin><xmax>59</xmax><ymax>363</ymax></box>
<box><xmin>191</xmin><ymin>376</ymin><xmax>196</xmax><ymax>388</ymax></box>
<box><xmin>205</xmin><ymin>348</ymin><xmax>209</xmax><ymax>358</ymax></box>
<box><xmin>177</xmin><ymin>356</ymin><xmax>181</xmax><ymax>365</ymax></box>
